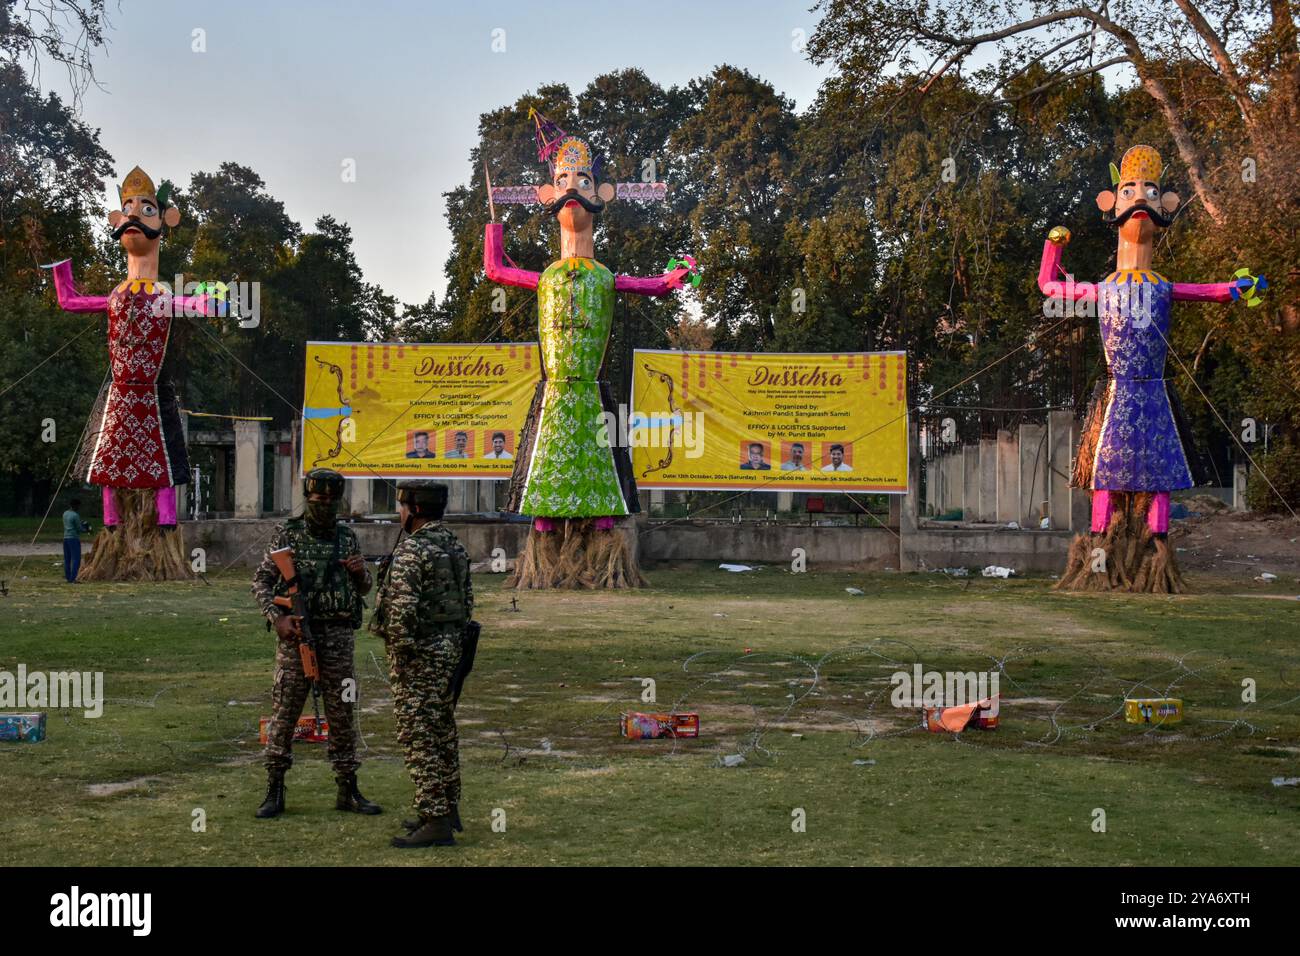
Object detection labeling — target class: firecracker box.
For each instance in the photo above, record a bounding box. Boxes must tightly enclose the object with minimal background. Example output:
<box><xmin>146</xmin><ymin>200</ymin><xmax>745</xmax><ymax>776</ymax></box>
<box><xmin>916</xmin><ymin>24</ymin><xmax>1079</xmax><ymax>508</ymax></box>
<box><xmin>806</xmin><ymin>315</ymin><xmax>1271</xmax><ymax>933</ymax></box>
<box><xmin>258</xmin><ymin>716</ymin><xmax>329</xmax><ymax>744</ymax></box>
<box><xmin>923</xmin><ymin>696</ymin><xmax>999</xmax><ymax>733</ymax></box>
<box><xmin>620</xmin><ymin>712</ymin><xmax>700</xmax><ymax>740</ymax></box>
<box><xmin>1124</xmin><ymin>698</ymin><xmax>1183</xmax><ymax>724</ymax></box>
<box><xmin>0</xmin><ymin>713</ymin><xmax>47</xmax><ymax>742</ymax></box>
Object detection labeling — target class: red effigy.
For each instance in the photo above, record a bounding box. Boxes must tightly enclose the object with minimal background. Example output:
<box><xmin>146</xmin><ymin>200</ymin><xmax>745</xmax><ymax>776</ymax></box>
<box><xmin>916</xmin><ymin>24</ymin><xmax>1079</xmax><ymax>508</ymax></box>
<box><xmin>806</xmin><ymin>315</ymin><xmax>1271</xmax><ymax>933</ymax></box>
<box><xmin>76</xmin><ymin>279</ymin><xmax>189</xmax><ymax>489</ymax></box>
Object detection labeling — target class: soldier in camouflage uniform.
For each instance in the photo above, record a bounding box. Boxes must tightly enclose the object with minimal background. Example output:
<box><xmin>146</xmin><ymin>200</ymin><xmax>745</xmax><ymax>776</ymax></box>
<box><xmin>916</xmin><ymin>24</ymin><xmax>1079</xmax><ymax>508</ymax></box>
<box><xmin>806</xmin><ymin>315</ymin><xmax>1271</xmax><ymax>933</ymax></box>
<box><xmin>371</xmin><ymin>480</ymin><xmax>473</xmax><ymax>848</ymax></box>
<box><xmin>250</xmin><ymin>468</ymin><xmax>382</xmax><ymax>819</ymax></box>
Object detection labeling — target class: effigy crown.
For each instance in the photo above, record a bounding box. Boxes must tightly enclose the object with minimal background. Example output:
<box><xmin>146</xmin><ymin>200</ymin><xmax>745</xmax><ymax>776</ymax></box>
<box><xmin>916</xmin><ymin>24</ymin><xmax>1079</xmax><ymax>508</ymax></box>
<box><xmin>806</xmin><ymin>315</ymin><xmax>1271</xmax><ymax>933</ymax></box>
<box><xmin>1116</xmin><ymin>145</ymin><xmax>1163</xmax><ymax>185</ymax></box>
<box><xmin>118</xmin><ymin>165</ymin><xmax>173</xmax><ymax>208</ymax></box>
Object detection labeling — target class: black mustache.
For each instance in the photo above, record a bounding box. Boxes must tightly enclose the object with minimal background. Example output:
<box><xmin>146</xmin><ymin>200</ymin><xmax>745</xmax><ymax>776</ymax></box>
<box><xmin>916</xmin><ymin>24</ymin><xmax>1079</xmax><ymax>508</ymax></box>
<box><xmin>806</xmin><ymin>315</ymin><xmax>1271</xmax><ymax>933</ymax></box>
<box><xmin>112</xmin><ymin>218</ymin><xmax>162</xmax><ymax>241</ymax></box>
<box><xmin>1105</xmin><ymin>202</ymin><xmax>1173</xmax><ymax>230</ymax></box>
<box><xmin>546</xmin><ymin>189</ymin><xmax>604</xmax><ymax>217</ymax></box>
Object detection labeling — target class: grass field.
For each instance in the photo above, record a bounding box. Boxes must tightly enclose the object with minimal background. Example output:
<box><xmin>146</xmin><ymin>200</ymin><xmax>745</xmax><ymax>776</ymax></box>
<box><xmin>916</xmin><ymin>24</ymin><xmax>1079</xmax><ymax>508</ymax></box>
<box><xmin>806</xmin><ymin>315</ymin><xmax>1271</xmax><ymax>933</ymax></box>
<box><xmin>1</xmin><ymin>555</ymin><xmax>1298</xmax><ymax>867</ymax></box>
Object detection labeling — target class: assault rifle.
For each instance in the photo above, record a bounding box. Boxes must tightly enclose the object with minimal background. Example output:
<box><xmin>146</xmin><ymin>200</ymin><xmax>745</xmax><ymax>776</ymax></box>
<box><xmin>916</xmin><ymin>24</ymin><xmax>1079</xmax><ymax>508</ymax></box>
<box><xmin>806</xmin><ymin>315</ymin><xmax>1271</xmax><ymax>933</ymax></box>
<box><xmin>269</xmin><ymin>547</ymin><xmax>323</xmax><ymax>722</ymax></box>
<box><xmin>451</xmin><ymin>620</ymin><xmax>480</xmax><ymax>709</ymax></box>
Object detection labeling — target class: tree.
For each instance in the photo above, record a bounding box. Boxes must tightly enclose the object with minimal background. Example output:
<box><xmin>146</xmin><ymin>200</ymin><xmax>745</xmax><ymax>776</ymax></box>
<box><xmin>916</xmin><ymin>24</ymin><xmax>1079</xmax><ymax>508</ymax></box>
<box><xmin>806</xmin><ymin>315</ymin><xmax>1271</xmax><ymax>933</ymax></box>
<box><xmin>807</xmin><ymin>0</ymin><xmax>1300</xmax><ymax>227</ymax></box>
<box><xmin>670</xmin><ymin>65</ymin><xmax>799</xmax><ymax>349</ymax></box>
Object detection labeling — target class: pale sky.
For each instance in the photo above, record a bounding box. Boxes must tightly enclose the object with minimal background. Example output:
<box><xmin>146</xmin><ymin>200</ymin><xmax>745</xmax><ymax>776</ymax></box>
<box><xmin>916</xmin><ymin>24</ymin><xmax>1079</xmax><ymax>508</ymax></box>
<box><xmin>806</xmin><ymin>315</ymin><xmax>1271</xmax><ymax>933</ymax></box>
<box><xmin>54</xmin><ymin>0</ymin><xmax>833</xmax><ymax>306</ymax></box>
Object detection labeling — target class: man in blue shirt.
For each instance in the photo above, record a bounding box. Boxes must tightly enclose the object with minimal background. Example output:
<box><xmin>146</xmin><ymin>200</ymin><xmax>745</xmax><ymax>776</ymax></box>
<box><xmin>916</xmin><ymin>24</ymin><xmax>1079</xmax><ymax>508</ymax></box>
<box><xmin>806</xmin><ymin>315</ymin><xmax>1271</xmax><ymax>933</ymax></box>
<box><xmin>62</xmin><ymin>498</ymin><xmax>90</xmax><ymax>583</ymax></box>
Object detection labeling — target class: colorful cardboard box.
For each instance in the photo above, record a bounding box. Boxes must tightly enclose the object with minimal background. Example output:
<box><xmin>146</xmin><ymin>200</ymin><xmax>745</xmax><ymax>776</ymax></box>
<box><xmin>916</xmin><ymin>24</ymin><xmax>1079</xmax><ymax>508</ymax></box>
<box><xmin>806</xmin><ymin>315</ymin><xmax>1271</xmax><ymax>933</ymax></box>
<box><xmin>1124</xmin><ymin>698</ymin><xmax>1183</xmax><ymax>724</ymax></box>
<box><xmin>258</xmin><ymin>716</ymin><xmax>329</xmax><ymax>744</ymax></box>
<box><xmin>924</xmin><ymin>696</ymin><xmax>999</xmax><ymax>733</ymax></box>
<box><xmin>620</xmin><ymin>712</ymin><xmax>700</xmax><ymax>740</ymax></box>
<box><xmin>0</xmin><ymin>713</ymin><xmax>47</xmax><ymax>742</ymax></box>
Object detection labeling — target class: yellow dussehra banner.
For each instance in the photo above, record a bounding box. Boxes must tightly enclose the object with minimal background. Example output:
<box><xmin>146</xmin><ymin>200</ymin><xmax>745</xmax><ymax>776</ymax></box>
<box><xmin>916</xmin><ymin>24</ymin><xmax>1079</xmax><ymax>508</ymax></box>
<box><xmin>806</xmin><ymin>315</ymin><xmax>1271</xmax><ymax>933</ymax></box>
<box><xmin>630</xmin><ymin>349</ymin><xmax>909</xmax><ymax>493</ymax></box>
<box><xmin>301</xmin><ymin>341</ymin><xmax>540</xmax><ymax>479</ymax></box>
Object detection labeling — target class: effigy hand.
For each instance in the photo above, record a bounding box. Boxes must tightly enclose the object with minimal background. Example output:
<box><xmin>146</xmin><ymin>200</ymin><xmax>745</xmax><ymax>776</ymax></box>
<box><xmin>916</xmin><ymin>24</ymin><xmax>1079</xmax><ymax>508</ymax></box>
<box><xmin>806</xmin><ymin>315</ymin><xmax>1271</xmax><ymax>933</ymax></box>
<box><xmin>664</xmin><ymin>255</ymin><xmax>701</xmax><ymax>290</ymax></box>
<box><xmin>1230</xmin><ymin>269</ymin><xmax>1268</xmax><ymax>307</ymax></box>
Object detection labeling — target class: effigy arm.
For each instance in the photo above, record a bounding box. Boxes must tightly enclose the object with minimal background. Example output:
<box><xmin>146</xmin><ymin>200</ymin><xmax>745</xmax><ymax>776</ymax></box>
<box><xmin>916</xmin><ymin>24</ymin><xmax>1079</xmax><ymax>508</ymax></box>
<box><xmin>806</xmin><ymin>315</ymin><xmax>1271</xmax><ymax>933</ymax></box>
<box><xmin>483</xmin><ymin>223</ymin><xmax>540</xmax><ymax>290</ymax></box>
<box><xmin>1173</xmin><ymin>274</ymin><xmax>1266</xmax><ymax>304</ymax></box>
<box><xmin>43</xmin><ymin>259</ymin><xmax>109</xmax><ymax>313</ymax></box>
<box><xmin>1037</xmin><ymin>234</ymin><xmax>1095</xmax><ymax>303</ymax></box>
<box><xmin>614</xmin><ymin>270</ymin><xmax>687</xmax><ymax>297</ymax></box>
<box><xmin>616</xmin><ymin>255</ymin><xmax>696</xmax><ymax>298</ymax></box>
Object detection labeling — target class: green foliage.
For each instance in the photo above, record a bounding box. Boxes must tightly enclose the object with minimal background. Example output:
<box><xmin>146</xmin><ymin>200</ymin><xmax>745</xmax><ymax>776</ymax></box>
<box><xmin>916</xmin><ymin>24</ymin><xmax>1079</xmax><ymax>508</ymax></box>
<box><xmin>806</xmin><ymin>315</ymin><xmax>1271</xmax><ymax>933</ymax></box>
<box><xmin>1245</xmin><ymin>440</ymin><xmax>1300</xmax><ymax>514</ymax></box>
<box><xmin>5</xmin><ymin>5</ymin><xmax>1298</xmax><ymax>513</ymax></box>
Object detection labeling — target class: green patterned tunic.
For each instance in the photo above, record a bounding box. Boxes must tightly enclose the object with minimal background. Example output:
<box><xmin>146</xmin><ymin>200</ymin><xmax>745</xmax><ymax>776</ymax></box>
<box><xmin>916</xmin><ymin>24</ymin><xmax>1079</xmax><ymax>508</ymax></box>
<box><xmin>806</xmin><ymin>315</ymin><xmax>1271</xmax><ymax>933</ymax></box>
<box><xmin>516</xmin><ymin>257</ymin><xmax>630</xmax><ymax>517</ymax></box>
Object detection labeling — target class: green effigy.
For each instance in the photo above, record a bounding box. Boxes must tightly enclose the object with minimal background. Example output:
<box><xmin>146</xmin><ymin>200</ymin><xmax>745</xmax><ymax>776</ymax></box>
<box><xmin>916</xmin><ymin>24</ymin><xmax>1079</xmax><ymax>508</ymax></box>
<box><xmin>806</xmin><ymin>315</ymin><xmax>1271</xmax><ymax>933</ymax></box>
<box><xmin>481</xmin><ymin>109</ymin><xmax>695</xmax><ymax>588</ymax></box>
<box><xmin>515</xmin><ymin>257</ymin><xmax>629</xmax><ymax>517</ymax></box>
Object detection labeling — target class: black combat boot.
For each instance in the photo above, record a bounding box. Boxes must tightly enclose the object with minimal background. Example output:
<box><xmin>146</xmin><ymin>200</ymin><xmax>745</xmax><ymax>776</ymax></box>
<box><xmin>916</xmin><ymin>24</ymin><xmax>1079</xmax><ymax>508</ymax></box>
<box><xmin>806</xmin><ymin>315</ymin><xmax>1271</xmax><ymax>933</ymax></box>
<box><xmin>403</xmin><ymin>803</ymin><xmax>461</xmax><ymax>833</ymax></box>
<box><xmin>255</xmin><ymin>769</ymin><xmax>286</xmax><ymax>819</ymax></box>
<box><xmin>391</xmin><ymin>815</ymin><xmax>456</xmax><ymax>848</ymax></box>
<box><xmin>335</xmin><ymin>773</ymin><xmax>383</xmax><ymax>814</ymax></box>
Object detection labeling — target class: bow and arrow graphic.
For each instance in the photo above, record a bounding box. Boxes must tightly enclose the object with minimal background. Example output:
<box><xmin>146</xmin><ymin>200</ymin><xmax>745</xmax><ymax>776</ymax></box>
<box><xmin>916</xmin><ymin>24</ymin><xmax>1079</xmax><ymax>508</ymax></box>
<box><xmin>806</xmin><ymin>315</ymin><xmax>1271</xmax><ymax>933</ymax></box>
<box><xmin>638</xmin><ymin>361</ymin><xmax>680</xmax><ymax>478</ymax></box>
<box><xmin>304</xmin><ymin>354</ymin><xmax>354</xmax><ymax>466</ymax></box>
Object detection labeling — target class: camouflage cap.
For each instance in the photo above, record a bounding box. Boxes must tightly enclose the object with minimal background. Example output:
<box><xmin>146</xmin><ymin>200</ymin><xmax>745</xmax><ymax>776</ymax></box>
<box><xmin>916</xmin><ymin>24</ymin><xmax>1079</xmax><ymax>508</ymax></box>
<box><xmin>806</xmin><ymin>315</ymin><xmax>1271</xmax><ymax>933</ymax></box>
<box><xmin>396</xmin><ymin>480</ymin><xmax>449</xmax><ymax>511</ymax></box>
<box><xmin>303</xmin><ymin>468</ymin><xmax>345</xmax><ymax>497</ymax></box>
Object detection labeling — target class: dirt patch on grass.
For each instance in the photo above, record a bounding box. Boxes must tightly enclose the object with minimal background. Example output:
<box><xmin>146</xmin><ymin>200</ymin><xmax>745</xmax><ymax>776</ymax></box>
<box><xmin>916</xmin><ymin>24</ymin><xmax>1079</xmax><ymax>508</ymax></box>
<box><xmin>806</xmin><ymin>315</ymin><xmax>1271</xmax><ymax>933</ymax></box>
<box><xmin>1172</xmin><ymin>512</ymin><xmax>1300</xmax><ymax>581</ymax></box>
<box><xmin>86</xmin><ymin>776</ymin><xmax>164</xmax><ymax>797</ymax></box>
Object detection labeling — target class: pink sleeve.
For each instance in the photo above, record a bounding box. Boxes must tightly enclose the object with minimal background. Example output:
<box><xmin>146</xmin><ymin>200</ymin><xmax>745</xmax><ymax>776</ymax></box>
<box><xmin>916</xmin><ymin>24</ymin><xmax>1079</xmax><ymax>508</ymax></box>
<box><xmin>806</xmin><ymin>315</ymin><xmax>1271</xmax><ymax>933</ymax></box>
<box><xmin>1172</xmin><ymin>281</ymin><xmax>1236</xmax><ymax>303</ymax></box>
<box><xmin>616</xmin><ymin>267</ymin><xmax>690</xmax><ymax>298</ymax></box>
<box><xmin>1038</xmin><ymin>239</ymin><xmax>1095</xmax><ymax>302</ymax></box>
<box><xmin>483</xmin><ymin>223</ymin><xmax>540</xmax><ymax>290</ymax></box>
<box><xmin>47</xmin><ymin>259</ymin><xmax>109</xmax><ymax>313</ymax></box>
<box><xmin>173</xmin><ymin>294</ymin><xmax>214</xmax><ymax>316</ymax></box>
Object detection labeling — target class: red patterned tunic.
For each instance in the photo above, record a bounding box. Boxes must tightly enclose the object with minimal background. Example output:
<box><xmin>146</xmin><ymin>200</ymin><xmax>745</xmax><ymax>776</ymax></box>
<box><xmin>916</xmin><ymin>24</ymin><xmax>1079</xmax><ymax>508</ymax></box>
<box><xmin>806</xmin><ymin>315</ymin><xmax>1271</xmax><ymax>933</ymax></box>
<box><xmin>77</xmin><ymin>280</ymin><xmax>189</xmax><ymax>488</ymax></box>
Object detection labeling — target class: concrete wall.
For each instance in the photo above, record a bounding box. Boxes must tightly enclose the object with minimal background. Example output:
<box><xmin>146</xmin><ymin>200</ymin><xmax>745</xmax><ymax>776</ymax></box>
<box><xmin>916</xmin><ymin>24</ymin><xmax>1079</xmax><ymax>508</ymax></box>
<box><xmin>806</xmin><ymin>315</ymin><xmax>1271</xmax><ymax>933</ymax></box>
<box><xmin>995</xmin><ymin>428</ymin><xmax>1018</xmax><ymax>523</ymax></box>
<box><xmin>232</xmin><ymin>421</ymin><xmax>264</xmax><ymax>518</ymax></box>
<box><xmin>189</xmin><ymin>513</ymin><xmax>1074</xmax><ymax>575</ymax></box>
<box><xmin>641</xmin><ymin>522</ymin><xmax>899</xmax><ymax>568</ymax></box>
<box><xmin>901</xmin><ymin>526</ymin><xmax>1072</xmax><ymax>573</ymax></box>
<box><xmin>924</xmin><ymin>414</ymin><xmax>1091</xmax><ymax>532</ymax></box>
<box><xmin>977</xmin><ymin>439</ymin><xmax>997</xmax><ymax>522</ymax></box>
<box><xmin>1047</xmin><ymin>411</ymin><xmax>1073</xmax><ymax>531</ymax></box>
<box><xmin>1018</xmin><ymin>423</ymin><xmax>1047</xmax><ymax>527</ymax></box>
<box><xmin>188</xmin><ymin>517</ymin><xmax>531</xmax><ymax>569</ymax></box>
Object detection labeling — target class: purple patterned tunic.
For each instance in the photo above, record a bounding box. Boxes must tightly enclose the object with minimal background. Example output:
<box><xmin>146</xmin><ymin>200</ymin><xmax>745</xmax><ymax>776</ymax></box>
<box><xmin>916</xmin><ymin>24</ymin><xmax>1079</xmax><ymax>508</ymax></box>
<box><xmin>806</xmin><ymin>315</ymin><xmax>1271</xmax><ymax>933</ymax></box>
<box><xmin>1090</xmin><ymin>270</ymin><xmax>1193</xmax><ymax>491</ymax></box>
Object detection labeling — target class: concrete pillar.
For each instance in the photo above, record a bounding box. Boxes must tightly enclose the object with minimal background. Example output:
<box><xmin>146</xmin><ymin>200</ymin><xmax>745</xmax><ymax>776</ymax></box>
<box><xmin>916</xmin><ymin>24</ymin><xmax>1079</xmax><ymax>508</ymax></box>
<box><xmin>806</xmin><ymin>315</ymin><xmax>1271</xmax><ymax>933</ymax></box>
<box><xmin>1018</xmin><ymin>424</ymin><xmax>1047</xmax><ymax>528</ymax></box>
<box><xmin>995</xmin><ymin>429</ymin><xmax>1019</xmax><ymax>523</ymax></box>
<box><xmin>899</xmin><ymin>420</ymin><xmax>921</xmax><ymax>569</ymax></box>
<box><xmin>887</xmin><ymin>494</ymin><xmax>901</xmax><ymax>529</ymax></box>
<box><xmin>962</xmin><ymin>445</ymin><xmax>979</xmax><ymax>520</ymax></box>
<box><xmin>776</xmin><ymin>491</ymin><xmax>794</xmax><ymax>513</ymax></box>
<box><xmin>924</xmin><ymin>456</ymin><xmax>937</xmax><ymax>516</ymax></box>
<box><xmin>939</xmin><ymin>454</ymin><xmax>951</xmax><ymax>513</ymax></box>
<box><xmin>233</xmin><ymin>420</ymin><xmax>265</xmax><ymax>518</ymax></box>
<box><xmin>175</xmin><ymin>414</ymin><xmax>189</xmax><ymax>520</ymax></box>
<box><xmin>948</xmin><ymin>452</ymin><xmax>964</xmax><ymax>513</ymax></box>
<box><xmin>349</xmin><ymin>478</ymin><xmax>374</xmax><ymax>517</ymax></box>
<box><xmin>1233</xmin><ymin>462</ymin><xmax>1249</xmax><ymax>511</ymax></box>
<box><xmin>977</xmin><ymin>437</ymin><xmax>993</xmax><ymax>520</ymax></box>
<box><xmin>1069</xmin><ymin>418</ymin><xmax>1091</xmax><ymax>532</ymax></box>
<box><xmin>273</xmin><ymin>449</ymin><xmax>293</xmax><ymax>513</ymax></box>
<box><xmin>1047</xmin><ymin>411</ymin><xmax>1074</xmax><ymax>531</ymax></box>
<box><xmin>214</xmin><ymin>444</ymin><xmax>229</xmax><ymax>512</ymax></box>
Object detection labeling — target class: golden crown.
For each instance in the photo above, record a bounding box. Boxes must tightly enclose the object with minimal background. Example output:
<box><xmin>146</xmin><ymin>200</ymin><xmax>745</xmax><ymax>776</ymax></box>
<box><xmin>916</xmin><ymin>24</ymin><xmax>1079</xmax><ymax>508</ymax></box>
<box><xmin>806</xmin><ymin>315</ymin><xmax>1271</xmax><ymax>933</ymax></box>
<box><xmin>552</xmin><ymin>136</ymin><xmax>593</xmax><ymax>178</ymax></box>
<box><xmin>1117</xmin><ymin>145</ymin><xmax>1163</xmax><ymax>184</ymax></box>
<box><xmin>120</xmin><ymin>166</ymin><xmax>157</xmax><ymax>200</ymax></box>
